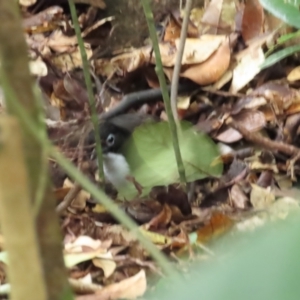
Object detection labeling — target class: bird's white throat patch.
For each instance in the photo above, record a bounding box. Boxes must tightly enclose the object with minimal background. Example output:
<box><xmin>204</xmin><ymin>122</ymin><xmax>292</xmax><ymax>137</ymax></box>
<box><xmin>103</xmin><ymin>152</ymin><xmax>130</xmax><ymax>189</ymax></box>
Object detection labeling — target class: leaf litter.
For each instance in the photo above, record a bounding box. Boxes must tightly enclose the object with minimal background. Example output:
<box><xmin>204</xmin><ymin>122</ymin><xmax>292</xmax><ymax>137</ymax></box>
<box><xmin>2</xmin><ymin>0</ymin><xmax>300</xmax><ymax>298</ymax></box>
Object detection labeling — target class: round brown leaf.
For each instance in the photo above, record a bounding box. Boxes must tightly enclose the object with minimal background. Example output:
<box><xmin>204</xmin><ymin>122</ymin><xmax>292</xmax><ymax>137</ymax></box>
<box><xmin>180</xmin><ymin>38</ymin><xmax>230</xmax><ymax>85</ymax></box>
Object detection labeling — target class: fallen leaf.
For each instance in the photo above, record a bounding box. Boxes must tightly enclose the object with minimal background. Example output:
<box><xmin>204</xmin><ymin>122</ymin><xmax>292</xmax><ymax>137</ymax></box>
<box><xmin>197</xmin><ymin>212</ymin><xmax>234</xmax><ymax>243</ymax></box>
<box><xmin>92</xmin><ymin>256</ymin><xmax>116</xmax><ymax>278</ymax></box>
<box><xmin>230</xmin><ymin>46</ymin><xmax>265</xmax><ymax>93</ymax></box>
<box><xmin>180</xmin><ymin>37</ymin><xmax>230</xmax><ymax>85</ymax></box>
<box><xmin>241</xmin><ymin>0</ymin><xmax>264</xmax><ymax>42</ymax></box>
<box><xmin>77</xmin><ymin>269</ymin><xmax>147</xmax><ymax>300</ymax></box>
<box><xmin>157</xmin><ymin>35</ymin><xmax>226</xmax><ymax>67</ymax></box>
<box><xmin>200</xmin><ymin>0</ymin><xmax>223</xmax><ymax>34</ymax></box>
<box><xmin>52</xmin><ymin>45</ymin><xmax>93</xmax><ymax>72</ymax></box>
<box><xmin>230</xmin><ymin>184</ymin><xmax>249</xmax><ymax>209</ymax></box>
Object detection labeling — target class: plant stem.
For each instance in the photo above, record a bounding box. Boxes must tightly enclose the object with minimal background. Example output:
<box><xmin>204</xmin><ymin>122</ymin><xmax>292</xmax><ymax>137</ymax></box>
<box><xmin>140</xmin><ymin>0</ymin><xmax>187</xmax><ymax>184</ymax></box>
<box><xmin>170</xmin><ymin>0</ymin><xmax>193</xmax><ymax>122</ymax></box>
<box><xmin>68</xmin><ymin>0</ymin><xmax>104</xmax><ymax>181</ymax></box>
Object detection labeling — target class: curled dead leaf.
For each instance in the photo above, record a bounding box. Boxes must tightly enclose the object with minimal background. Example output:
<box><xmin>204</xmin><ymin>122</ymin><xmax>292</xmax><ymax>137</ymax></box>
<box><xmin>180</xmin><ymin>38</ymin><xmax>230</xmax><ymax>85</ymax></box>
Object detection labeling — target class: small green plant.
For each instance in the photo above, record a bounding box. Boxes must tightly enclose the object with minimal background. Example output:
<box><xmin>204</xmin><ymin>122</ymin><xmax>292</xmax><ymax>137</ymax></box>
<box><xmin>260</xmin><ymin>0</ymin><xmax>300</xmax><ymax>69</ymax></box>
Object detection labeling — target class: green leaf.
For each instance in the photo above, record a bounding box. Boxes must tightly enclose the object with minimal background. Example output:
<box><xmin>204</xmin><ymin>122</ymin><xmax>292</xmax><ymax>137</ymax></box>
<box><xmin>277</xmin><ymin>30</ymin><xmax>300</xmax><ymax>44</ymax></box>
<box><xmin>120</xmin><ymin>121</ymin><xmax>222</xmax><ymax>199</ymax></box>
<box><xmin>265</xmin><ymin>29</ymin><xmax>300</xmax><ymax>57</ymax></box>
<box><xmin>260</xmin><ymin>0</ymin><xmax>300</xmax><ymax>29</ymax></box>
<box><xmin>260</xmin><ymin>45</ymin><xmax>300</xmax><ymax>70</ymax></box>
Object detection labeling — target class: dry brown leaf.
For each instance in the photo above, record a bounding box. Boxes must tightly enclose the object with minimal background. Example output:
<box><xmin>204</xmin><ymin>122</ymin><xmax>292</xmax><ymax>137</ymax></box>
<box><xmin>106</xmin><ymin>35</ymin><xmax>227</xmax><ymax>74</ymax></box>
<box><xmin>230</xmin><ymin>46</ymin><xmax>264</xmax><ymax>93</ymax></box>
<box><xmin>241</xmin><ymin>0</ymin><xmax>264</xmax><ymax>42</ymax></box>
<box><xmin>64</xmin><ymin>179</ymin><xmax>90</xmax><ymax>210</ymax></box>
<box><xmin>92</xmin><ymin>256</ymin><xmax>116</xmax><ymax>278</ymax></box>
<box><xmin>171</xmin><ymin>229</ymin><xmax>189</xmax><ymax>249</ymax></box>
<box><xmin>254</xmin><ymin>82</ymin><xmax>300</xmax><ymax>113</ymax></box>
<box><xmin>200</xmin><ymin>0</ymin><xmax>223</xmax><ymax>34</ymax></box>
<box><xmin>153</xmin><ymin>35</ymin><xmax>226</xmax><ymax>67</ymax></box>
<box><xmin>46</xmin><ymin>30</ymin><xmax>78</xmax><ymax>53</ymax></box>
<box><xmin>217</xmin><ymin>110</ymin><xmax>266</xmax><ymax>143</ymax></box>
<box><xmin>77</xmin><ymin>270</ymin><xmax>147</xmax><ymax>300</ymax></box>
<box><xmin>216</xmin><ymin>127</ymin><xmax>243</xmax><ymax>143</ymax></box>
<box><xmin>22</xmin><ymin>6</ymin><xmax>63</xmax><ymax>33</ymax></box>
<box><xmin>148</xmin><ymin>204</ymin><xmax>172</xmax><ymax>229</ymax></box>
<box><xmin>164</xmin><ymin>16</ymin><xmax>181</xmax><ymax>42</ymax></box>
<box><xmin>286</xmin><ymin>102</ymin><xmax>300</xmax><ymax>115</ymax></box>
<box><xmin>64</xmin><ymin>236</ymin><xmax>107</xmax><ymax>253</ymax></box>
<box><xmin>235</xmin><ymin>110</ymin><xmax>266</xmax><ymax>131</ymax></box>
<box><xmin>111</xmin><ymin>48</ymin><xmax>150</xmax><ymax>73</ymax></box>
<box><xmin>176</xmin><ymin>35</ymin><xmax>226</xmax><ymax>65</ymax></box>
<box><xmin>97</xmin><ymin>225</ymin><xmax>137</xmax><ymax>245</ymax></box>
<box><xmin>52</xmin><ymin>45</ymin><xmax>93</xmax><ymax>72</ymax></box>
<box><xmin>232</xmin><ymin>96</ymin><xmax>267</xmax><ymax>114</ymax></box>
<box><xmin>63</xmin><ymin>75</ymin><xmax>89</xmax><ymax>107</ymax></box>
<box><xmin>54</xmin><ymin>187</ymin><xmax>71</xmax><ymax>202</ymax></box>
<box><xmin>230</xmin><ymin>184</ymin><xmax>249</xmax><ymax>209</ymax></box>
<box><xmin>180</xmin><ymin>37</ymin><xmax>230</xmax><ymax>85</ymax></box>
<box><xmin>197</xmin><ymin>212</ymin><xmax>234</xmax><ymax>243</ymax></box>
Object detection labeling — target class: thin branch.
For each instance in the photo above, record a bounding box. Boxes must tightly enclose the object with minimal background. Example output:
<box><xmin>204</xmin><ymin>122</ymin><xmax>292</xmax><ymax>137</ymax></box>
<box><xmin>227</xmin><ymin>117</ymin><xmax>300</xmax><ymax>156</ymax></box>
<box><xmin>56</xmin><ymin>183</ymin><xmax>81</xmax><ymax>215</ymax></box>
<box><xmin>140</xmin><ymin>0</ymin><xmax>187</xmax><ymax>184</ymax></box>
<box><xmin>170</xmin><ymin>0</ymin><xmax>193</xmax><ymax>122</ymax></box>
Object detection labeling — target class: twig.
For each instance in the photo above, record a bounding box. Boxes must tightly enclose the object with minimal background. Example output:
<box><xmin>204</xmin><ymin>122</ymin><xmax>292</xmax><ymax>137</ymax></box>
<box><xmin>140</xmin><ymin>0</ymin><xmax>187</xmax><ymax>184</ymax></box>
<box><xmin>227</xmin><ymin>117</ymin><xmax>300</xmax><ymax>156</ymax></box>
<box><xmin>68</xmin><ymin>0</ymin><xmax>105</xmax><ymax>181</ymax></box>
<box><xmin>170</xmin><ymin>0</ymin><xmax>193</xmax><ymax>122</ymax></box>
<box><xmin>56</xmin><ymin>183</ymin><xmax>82</xmax><ymax>215</ymax></box>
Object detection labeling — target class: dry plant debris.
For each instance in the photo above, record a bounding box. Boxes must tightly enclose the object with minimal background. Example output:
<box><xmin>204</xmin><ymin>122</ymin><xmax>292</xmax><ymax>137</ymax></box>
<box><xmin>1</xmin><ymin>0</ymin><xmax>300</xmax><ymax>299</ymax></box>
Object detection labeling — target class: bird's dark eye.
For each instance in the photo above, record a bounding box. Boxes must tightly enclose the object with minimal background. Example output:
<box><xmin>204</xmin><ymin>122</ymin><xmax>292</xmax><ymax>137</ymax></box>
<box><xmin>106</xmin><ymin>133</ymin><xmax>115</xmax><ymax>146</ymax></box>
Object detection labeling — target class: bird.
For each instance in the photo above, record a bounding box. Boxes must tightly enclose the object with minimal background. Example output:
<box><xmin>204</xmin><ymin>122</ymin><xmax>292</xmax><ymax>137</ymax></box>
<box><xmin>88</xmin><ymin>113</ymin><xmax>154</xmax><ymax>194</ymax></box>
